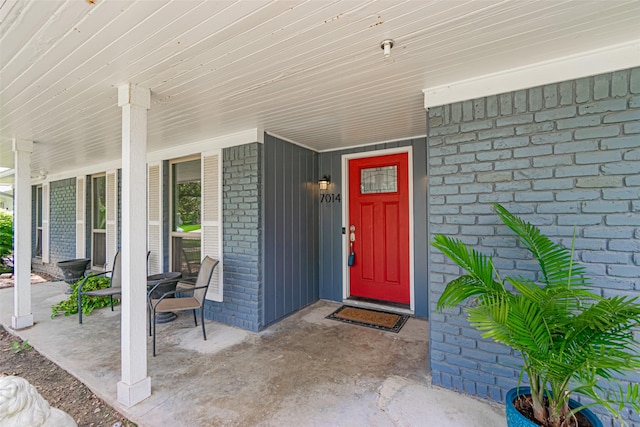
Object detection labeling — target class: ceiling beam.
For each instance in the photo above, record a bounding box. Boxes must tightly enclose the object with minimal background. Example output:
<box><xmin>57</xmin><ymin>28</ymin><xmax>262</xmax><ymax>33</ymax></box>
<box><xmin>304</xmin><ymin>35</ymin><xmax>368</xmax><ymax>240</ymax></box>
<box><xmin>0</xmin><ymin>169</ymin><xmax>15</xmax><ymax>180</ymax></box>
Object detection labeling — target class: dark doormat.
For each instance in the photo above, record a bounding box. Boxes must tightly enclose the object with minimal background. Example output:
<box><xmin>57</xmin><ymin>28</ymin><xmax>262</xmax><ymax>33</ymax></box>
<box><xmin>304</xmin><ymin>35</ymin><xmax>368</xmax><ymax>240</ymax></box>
<box><xmin>326</xmin><ymin>305</ymin><xmax>409</xmax><ymax>333</ymax></box>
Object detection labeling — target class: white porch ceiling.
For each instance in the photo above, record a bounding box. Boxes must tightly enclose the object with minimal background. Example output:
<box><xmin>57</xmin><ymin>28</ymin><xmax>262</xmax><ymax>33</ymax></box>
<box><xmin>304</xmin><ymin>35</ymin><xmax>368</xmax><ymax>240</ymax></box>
<box><xmin>1</xmin><ymin>0</ymin><xmax>640</xmax><ymax>179</ymax></box>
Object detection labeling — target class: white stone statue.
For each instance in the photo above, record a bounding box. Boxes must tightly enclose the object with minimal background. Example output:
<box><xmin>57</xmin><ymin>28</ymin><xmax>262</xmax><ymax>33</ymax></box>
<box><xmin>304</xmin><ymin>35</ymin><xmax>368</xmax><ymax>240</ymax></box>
<box><xmin>0</xmin><ymin>375</ymin><xmax>77</xmax><ymax>427</ymax></box>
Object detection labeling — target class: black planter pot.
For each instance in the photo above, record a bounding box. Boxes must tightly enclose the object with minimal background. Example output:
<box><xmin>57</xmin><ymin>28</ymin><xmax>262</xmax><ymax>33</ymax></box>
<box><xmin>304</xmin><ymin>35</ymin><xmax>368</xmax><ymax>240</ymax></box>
<box><xmin>57</xmin><ymin>258</ymin><xmax>91</xmax><ymax>283</ymax></box>
<box><xmin>506</xmin><ymin>387</ymin><xmax>602</xmax><ymax>427</ymax></box>
<box><xmin>57</xmin><ymin>258</ymin><xmax>91</xmax><ymax>293</ymax></box>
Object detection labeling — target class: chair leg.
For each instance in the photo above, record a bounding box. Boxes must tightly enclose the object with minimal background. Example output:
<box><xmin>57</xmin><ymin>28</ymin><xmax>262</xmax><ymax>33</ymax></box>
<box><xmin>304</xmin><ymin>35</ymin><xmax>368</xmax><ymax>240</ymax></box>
<box><xmin>110</xmin><ymin>295</ymin><xmax>114</xmax><ymax>311</ymax></box>
<box><xmin>152</xmin><ymin>309</ymin><xmax>157</xmax><ymax>357</ymax></box>
<box><xmin>201</xmin><ymin>308</ymin><xmax>207</xmax><ymax>341</ymax></box>
<box><xmin>193</xmin><ymin>309</ymin><xmax>198</xmax><ymax>326</ymax></box>
<box><xmin>78</xmin><ymin>293</ymin><xmax>83</xmax><ymax>324</ymax></box>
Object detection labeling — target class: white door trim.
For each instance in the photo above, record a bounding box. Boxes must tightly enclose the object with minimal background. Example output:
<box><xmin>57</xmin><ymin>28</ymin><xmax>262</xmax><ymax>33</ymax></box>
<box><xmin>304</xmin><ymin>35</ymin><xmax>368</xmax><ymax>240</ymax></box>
<box><xmin>341</xmin><ymin>146</ymin><xmax>415</xmax><ymax>312</ymax></box>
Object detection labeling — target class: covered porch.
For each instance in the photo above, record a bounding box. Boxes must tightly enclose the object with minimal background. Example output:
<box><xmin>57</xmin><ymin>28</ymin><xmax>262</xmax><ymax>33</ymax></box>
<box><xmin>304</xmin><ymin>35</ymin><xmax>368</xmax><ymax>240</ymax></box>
<box><xmin>0</xmin><ymin>280</ymin><xmax>505</xmax><ymax>426</ymax></box>
<box><xmin>2</xmin><ymin>1</ymin><xmax>640</xmax><ymax>423</ymax></box>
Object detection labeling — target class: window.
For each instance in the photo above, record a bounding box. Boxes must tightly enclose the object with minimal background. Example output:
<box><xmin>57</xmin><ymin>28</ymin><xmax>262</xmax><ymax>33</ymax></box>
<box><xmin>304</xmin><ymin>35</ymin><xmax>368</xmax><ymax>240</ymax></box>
<box><xmin>35</xmin><ymin>186</ymin><xmax>43</xmax><ymax>257</ymax></box>
<box><xmin>91</xmin><ymin>175</ymin><xmax>106</xmax><ymax>269</ymax></box>
<box><xmin>171</xmin><ymin>158</ymin><xmax>201</xmax><ymax>277</ymax></box>
<box><xmin>360</xmin><ymin>165</ymin><xmax>398</xmax><ymax>194</ymax></box>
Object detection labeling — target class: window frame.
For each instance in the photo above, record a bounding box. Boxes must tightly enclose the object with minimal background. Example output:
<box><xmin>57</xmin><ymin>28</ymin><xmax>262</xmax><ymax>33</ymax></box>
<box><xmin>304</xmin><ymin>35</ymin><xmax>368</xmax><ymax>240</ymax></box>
<box><xmin>35</xmin><ymin>185</ymin><xmax>43</xmax><ymax>258</ymax></box>
<box><xmin>169</xmin><ymin>155</ymin><xmax>202</xmax><ymax>276</ymax></box>
<box><xmin>91</xmin><ymin>174</ymin><xmax>107</xmax><ymax>269</ymax></box>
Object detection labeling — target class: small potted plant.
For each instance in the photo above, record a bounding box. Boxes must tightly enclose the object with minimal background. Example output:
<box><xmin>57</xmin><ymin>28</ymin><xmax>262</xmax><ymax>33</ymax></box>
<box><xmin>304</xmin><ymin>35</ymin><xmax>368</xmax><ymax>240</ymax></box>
<box><xmin>432</xmin><ymin>203</ymin><xmax>640</xmax><ymax>427</ymax></box>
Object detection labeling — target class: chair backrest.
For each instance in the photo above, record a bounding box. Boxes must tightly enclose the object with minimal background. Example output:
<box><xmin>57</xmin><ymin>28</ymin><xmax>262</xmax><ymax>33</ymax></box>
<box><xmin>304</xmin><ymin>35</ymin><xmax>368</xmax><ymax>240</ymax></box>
<box><xmin>110</xmin><ymin>251</ymin><xmax>122</xmax><ymax>288</ymax></box>
<box><xmin>193</xmin><ymin>256</ymin><xmax>219</xmax><ymax>304</ymax></box>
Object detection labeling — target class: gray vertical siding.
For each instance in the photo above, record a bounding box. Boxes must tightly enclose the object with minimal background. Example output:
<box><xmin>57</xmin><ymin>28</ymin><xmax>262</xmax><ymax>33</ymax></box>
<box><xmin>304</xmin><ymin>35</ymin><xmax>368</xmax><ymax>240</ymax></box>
<box><xmin>263</xmin><ymin>134</ymin><xmax>319</xmax><ymax>326</ymax></box>
<box><xmin>162</xmin><ymin>160</ymin><xmax>170</xmax><ymax>272</ymax></box>
<box><xmin>317</xmin><ymin>138</ymin><xmax>429</xmax><ymax>318</ymax></box>
<box><xmin>412</xmin><ymin>138</ymin><xmax>429</xmax><ymax>318</ymax></box>
<box><xmin>84</xmin><ymin>175</ymin><xmax>91</xmax><ymax>259</ymax></box>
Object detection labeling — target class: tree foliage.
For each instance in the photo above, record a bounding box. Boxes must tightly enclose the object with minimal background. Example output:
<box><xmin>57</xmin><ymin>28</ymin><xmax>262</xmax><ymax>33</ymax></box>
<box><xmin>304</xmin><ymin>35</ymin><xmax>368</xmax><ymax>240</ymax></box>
<box><xmin>176</xmin><ymin>181</ymin><xmax>201</xmax><ymax>226</ymax></box>
<box><xmin>0</xmin><ymin>212</ymin><xmax>13</xmax><ymax>269</ymax></box>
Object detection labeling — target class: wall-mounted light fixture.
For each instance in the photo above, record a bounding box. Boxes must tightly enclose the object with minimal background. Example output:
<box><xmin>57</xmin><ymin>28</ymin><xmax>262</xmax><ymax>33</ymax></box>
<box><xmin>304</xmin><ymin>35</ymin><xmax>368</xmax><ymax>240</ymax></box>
<box><xmin>318</xmin><ymin>175</ymin><xmax>330</xmax><ymax>190</ymax></box>
<box><xmin>380</xmin><ymin>39</ymin><xmax>394</xmax><ymax>58</ymax></box>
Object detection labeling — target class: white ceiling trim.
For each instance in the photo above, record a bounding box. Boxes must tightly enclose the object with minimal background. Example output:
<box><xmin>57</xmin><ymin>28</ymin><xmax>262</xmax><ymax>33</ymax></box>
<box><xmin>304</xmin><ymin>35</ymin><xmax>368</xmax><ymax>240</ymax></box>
<box><xmin>146</xmin><ymin>128</ymin><xmax>264</xmax><ymax>163</ymax></box>
<box><xmin>422</xmin><ymin>39</ymin><xmax>640</xmax><ymax>109</ymax></box>
<box><xmin>265</xmin><ymin>131</ymin><xmax>317</xmax><ymax>152</ymax></box>
<box><xmin>31</xmin><ymin>128</ymin><xmax>264</xmax><ymax>184</ymax></box>
<box><xmin>40</xmin><ymin>159</ymin><xmax>122</xmax><ymax>186</ymax></box>
<box><xmin>318</xmin><ymin>134</ymin><xmax>427</xmax><ymax>153</ymax></box>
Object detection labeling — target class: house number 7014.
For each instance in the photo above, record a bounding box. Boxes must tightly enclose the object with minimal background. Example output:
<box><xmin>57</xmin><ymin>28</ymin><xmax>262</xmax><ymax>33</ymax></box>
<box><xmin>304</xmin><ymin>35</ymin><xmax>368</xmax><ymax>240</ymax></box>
<box><xmin>320</xmin><ymin>193</ymin><xmax>341</xmax><ymax>203</ymax></box>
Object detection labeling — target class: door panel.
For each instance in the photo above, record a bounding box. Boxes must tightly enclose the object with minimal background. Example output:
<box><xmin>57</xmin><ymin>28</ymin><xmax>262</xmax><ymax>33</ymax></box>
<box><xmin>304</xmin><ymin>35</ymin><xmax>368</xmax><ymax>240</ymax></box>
<box><xmin>384</xmin><ymin>201</ymin><xmax>400</xmax><ymax>283</ymax></box>
<box><xmin>348</xmin><ymin>153</ymin><xmax>410</xmax><ymax>304</ymax></box>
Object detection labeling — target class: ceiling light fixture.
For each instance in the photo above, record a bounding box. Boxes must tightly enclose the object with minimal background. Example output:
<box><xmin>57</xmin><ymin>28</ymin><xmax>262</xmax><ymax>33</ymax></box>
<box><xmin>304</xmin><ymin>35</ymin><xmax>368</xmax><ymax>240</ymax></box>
<box><xmin>380</xmin><ymin>39</ymin><xmax>394</xmax><ymax>58</ymax></box>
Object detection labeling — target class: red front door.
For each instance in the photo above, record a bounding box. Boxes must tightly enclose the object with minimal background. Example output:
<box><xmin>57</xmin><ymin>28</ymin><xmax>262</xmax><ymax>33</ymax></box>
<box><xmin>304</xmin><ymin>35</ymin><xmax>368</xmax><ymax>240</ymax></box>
<box><xmin>348</xmin><ymin>153</ymin><xmax>410</xmax><ymax>304</ymax></box>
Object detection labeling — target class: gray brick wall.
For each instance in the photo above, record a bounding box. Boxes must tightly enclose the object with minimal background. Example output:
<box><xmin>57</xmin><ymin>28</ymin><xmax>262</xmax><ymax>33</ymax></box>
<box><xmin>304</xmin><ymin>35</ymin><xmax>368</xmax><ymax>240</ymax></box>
<box><xmin>203</xmin><ymin>143</ymin><xmax>263</xmax><ymax>332</ymax></box>
<box><xmin>428</xmin><ymin>67</ymin><xmax>640</xmax><ymax>426</ymax></box>
<box><xmin>32</xmin><ymin>178</ymin><xmax>77</xmax><ymax>278</ymax></box>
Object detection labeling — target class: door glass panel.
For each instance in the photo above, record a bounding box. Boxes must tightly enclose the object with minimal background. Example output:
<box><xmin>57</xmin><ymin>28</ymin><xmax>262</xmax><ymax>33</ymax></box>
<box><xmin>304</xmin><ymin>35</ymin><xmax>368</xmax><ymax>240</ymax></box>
<box><xmin>360</xmin><ymin>165</ymin><xmax>397</xmax><ymax>194</ymax></box>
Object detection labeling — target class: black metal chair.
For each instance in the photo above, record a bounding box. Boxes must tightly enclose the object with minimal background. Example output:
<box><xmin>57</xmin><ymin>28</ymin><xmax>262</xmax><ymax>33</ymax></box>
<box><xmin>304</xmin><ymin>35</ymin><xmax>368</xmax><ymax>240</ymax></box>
<box><xmin>77</xmin><ymin>251</ymin><xmax>150</xmax><ymax>324</ymax></box>
<box><xmin>147</xmin><ymin>256</ymin><xmax>219</xmax><ymax>356</ymax></box>
<box><xmin>77</xmin><ymin>251</ymin><xmax>121</xmax><ymax>324</ymax></box>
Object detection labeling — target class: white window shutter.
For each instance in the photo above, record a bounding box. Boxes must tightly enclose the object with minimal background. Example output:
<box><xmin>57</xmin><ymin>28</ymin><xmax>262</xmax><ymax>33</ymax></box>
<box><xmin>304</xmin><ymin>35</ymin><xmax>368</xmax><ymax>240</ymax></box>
<box><xmin>105</xmin><ymin>170</ymin><xmax>118</xmax><ymax>269</ymax></box>
<box><xmin>76</xmin><ymin>176</ymin><xmax>86</xmax><ymax>259</ymax></box>
<box><xmin>41</xmin><ymin>183</ymin><xmax>50</xmax><ymax>263</ymax></box>
<box><xmin>147</xmin><ymin>162</ymin><xmax>163</xmax><ymax>275</ymax></box>
<box><xmin>201</xmin><ymin>151</ymin><xmax>223</xmax><ymax>302</ymax></box>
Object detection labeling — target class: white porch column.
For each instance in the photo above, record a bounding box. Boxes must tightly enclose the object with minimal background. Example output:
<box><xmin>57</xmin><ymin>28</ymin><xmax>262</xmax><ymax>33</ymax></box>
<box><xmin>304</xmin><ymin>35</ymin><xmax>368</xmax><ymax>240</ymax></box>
<box><xmin>117</xmin><ymin>84</ymin><xmax>151</xmax><ymax>406</ymax></box>
<box><xmin>11</xmin><ymin>139</ymin><xmax>33</xmax><ymax>329</ymax></box>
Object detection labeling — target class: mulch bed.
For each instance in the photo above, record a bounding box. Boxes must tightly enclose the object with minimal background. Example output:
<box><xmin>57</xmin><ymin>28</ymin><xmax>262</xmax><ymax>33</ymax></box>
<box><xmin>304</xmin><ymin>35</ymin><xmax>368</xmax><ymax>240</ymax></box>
<box><xmin>0</xmin><ymin>326</ymin><xmax>135</xmax><ymax>427</ymax></box>
<box><xmin>0</xmin><ymin>272</ymin><xmax>55</xmax><ymax>289</ymax></box>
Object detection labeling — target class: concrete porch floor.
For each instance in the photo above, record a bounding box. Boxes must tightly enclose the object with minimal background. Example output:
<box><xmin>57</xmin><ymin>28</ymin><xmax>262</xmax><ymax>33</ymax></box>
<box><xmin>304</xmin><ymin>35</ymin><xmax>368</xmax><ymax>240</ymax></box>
<box><xmin>0</xmin><ymin>281</ymin><xmax>505</xmax><ymax>426</ymax></box>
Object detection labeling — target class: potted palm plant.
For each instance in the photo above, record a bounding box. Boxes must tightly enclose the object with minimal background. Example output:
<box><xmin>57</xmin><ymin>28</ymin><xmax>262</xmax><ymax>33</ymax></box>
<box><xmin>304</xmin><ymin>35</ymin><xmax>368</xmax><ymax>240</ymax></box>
<box><xmin>432</xmin><ymin>203</ymin><xmax>640</xmax><ymax>427</ymax></box>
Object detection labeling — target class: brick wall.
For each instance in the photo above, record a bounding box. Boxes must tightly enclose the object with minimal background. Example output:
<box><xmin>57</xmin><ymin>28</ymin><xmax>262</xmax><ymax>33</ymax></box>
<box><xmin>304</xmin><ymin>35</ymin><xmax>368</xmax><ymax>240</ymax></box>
<box><xmin>427</xmin><ymin>67</ymin><xmax>640</xmax><ymax>426</ymax></box>
<box><xmin>203</xmin><ymin>143</ymin><xmax>263</xmax><ymax>331</ymax></box>
<box><xmin>33</xmin><ymin>178</ymin><xmax>77</xmax><ymax>278</ymax></box>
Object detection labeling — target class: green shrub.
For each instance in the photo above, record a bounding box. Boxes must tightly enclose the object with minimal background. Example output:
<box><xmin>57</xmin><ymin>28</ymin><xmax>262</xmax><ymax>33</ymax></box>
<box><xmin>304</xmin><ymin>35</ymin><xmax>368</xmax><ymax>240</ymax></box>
<box><xmin>0</xmin><ymin>211</ymin><xmax>12</xmax><ymax>268</ymax></box>
<box><xmin>51</xmin><ymin>276</ymin><xmax>118</xmax><ymax>318</ymax></box>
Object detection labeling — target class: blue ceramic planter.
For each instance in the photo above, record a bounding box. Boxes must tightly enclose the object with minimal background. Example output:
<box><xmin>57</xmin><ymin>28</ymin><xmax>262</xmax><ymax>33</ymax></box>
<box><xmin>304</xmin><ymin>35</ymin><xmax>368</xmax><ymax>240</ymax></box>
<box><xmin>506</xmin><ymin>387</ymin><xmax>602</xmax><ymax>427</ymax></box>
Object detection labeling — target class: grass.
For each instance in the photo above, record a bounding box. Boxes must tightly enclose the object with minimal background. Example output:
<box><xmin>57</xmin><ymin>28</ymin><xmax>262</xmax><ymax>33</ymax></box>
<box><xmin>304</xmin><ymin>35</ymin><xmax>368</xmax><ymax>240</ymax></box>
<box><xmin>177</xmin><ymin>224</ymin><xmax>201</xmax><ymax>232</ymax></box>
